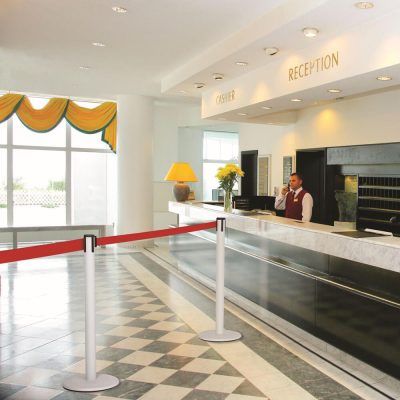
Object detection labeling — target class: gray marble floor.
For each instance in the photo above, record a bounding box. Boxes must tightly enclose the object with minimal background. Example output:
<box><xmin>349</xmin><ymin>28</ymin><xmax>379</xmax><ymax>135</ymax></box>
<box><xmin>0</xmin><ymin>248</ymin><xmax>394</xmax><ymax>400</ymax></box>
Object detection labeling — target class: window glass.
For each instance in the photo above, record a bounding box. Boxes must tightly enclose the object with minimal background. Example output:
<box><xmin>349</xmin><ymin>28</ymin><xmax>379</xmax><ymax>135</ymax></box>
<box><xmin>0</xmin><ymin>149</ymin><xmax>6</xmax><ymax>226</ymax></box>
<box><xmin>203</xmin><ymin>131</ymin><xmax>239</xmax><ymax>161</ymax></box>
<box><xmin>72</xmin><ymin>152</ymin><xmax>113</xmax><ymax>224</ymax></box>
<box><xmin>0</xmin><ymin>121</ymin><xmax>6</xmax><ymax>144</ymax></box>
<box><xmin>106</xmin><ymin>153</ymin><xmax>117</xmax><ymax>226</ymax></box>
<box><xmin>13</xmin><ymin>115</ymin><xmax>66</xmax><ymax>147</ymax></box>
<box><xmin>13</xmin><ymin>150</ymin><xmax>66</xmax><ymax>226</ymax></box>
<box><xmin>202</xmin><ymin>131</ymin><xmax>239</xmax><ymax>201</ymax></box>
<box><xmin>71</xmin><ymin>127</ymin><xmax>110</xmax><ymax>150</ymax></box>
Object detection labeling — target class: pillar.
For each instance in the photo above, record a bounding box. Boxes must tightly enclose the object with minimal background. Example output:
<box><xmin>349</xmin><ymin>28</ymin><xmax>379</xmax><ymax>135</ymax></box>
<box><xmin>117</xmin><ymin>95</ymin><xmax>153</xmax><ymax>245</ymax></box>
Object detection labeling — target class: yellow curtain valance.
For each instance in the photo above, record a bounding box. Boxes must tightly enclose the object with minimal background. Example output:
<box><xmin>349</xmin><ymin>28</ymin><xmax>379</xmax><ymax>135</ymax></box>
<box><xmin>0</xmin><ymin>93</ymin><xmax>117</xmax><ymax>152</ymax></box>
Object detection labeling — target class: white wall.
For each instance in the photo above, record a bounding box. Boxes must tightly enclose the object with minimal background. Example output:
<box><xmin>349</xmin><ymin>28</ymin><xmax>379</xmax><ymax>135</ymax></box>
<box><xmin>153</xmin><ymin>101</ymin><xmax>222</xmax><ymax>228</ymax></box>
<box><xmin>239</xmin><ymin>88</ymin><xmax>400</xmax><ymax>192</ymax></box>
<box><xmin>239</xmin><ymin>123</ymin><xmax>295</xmax><ymax>194</ymax></box>
<box><xmin>295</xmin><ymin>89</ymin><xmax>400</xmax><ymax>148</ymax></box>
<box><xmin>178</xmin><ymin>127</ymin><xmax>204</xmax><ymax>200</ymax></box>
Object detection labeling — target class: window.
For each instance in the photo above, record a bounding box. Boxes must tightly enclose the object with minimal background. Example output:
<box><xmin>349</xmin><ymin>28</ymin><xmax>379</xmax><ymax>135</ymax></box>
<box><xmin>72</xmin><ymin>152</ymin><xmax>116</xmax><ymax>224</ymax></box>
<box><xmin>202</xmin><ymin>131</ymin><xmax>239</xmax><ymax>201</ymax></box>
<box><xmin>0</xmin><ymin>121</ymin><xmax>6</xmax><ymax>144</ymax></box>
<box><xmin>0</xmin><ymin>95</ymin><xmax>116</xmax><ymax>228</ymax></box>
<box><xmin>0</xmin><ymin>148</ymin><xmax>6</xmax><ymax>226</ymax></box>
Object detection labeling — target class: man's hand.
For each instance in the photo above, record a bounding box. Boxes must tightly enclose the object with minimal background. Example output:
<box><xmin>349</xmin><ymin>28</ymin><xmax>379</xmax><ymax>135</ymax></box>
<box><xmin>281</xmin><ymin>186</ymin><xmax>289</xmax><ymax>196</ymax></box>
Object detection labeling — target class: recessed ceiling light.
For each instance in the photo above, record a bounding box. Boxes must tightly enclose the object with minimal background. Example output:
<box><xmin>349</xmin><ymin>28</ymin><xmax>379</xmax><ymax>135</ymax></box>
<box><xmin>237</xmin><ymin>112</ymin><xmax>247</xmax><ymax>116</ymax></box>
<box><xmin>327</xmin><ymin>89</ymin><xmax>342</xmax><ymax>93</ymax></box>
<box><xmin>213</xmin><ymin>73</ymin><xmax>224</xmax><ymax>80</ymax></box>
<box><xmin>302</xmin><ymin>27</ymin><xmax>319</xmax><ymax>38</ymax></box>
<box><xmin>355</xmin><ymin>2</ymin><xmax>374</xmax><ymax>9</ymax></box>
<box><xmin>235</xmin><ymin>61</ymin><xmax>248</xmax><ymax>66</ymax></box>
<box><xmin>264</xmin><ymin>47</ymin><xmax>279</xmax><ymax>56</ymax></box>
<box><xmin>376</xmin><ymin>76</ymin><xmax>392</xmax><ymax>81</ymax></box>
<box><xmin>112</xmin><ymin>6</ymin><xmax>128</xmax><ymax>13</ymax></box>
<box><xmin>79</xmin><ymin>66</ymin><xmax>91</xmax><ymax>70</ymax></box>
<box><xmin>92</xmin><ymin>42</ymin><xmax>106</xmax><ymax>47</ymax></box>
<box><xmin>261</xmin><ymin>106</ymin><xmax>272</xmax><ymax>110</ymax></box>
<box><xmin>194</xmin><ymin>83</ymin><xmax>205</xmax><ymax>89</ymax></box>
<box><xmin>290</xmin><ymin>98</ymin><xmax>302</xmax><ymax>102</ymax></box>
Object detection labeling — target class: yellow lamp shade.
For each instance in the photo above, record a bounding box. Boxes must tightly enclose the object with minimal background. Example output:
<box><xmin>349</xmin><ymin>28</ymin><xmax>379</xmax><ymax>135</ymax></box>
<box><xmin>164</xmin><ymin>162</ymin><xmax>198</xmax><ymax>182</ymax></box>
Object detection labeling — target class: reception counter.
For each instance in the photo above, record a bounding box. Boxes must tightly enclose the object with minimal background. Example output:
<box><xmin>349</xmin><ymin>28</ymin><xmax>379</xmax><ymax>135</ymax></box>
<box><xmin>168</xmin><ymin>201</ymin><xmax>400</xmax><ymax>379</ymax></box>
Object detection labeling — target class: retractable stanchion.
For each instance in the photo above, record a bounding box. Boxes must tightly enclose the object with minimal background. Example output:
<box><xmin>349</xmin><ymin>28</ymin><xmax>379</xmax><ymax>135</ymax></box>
<box><xmin>199</xmin><ymin>218</ymin><xmax>241</xmax><ymax>342</ymax></box>
<box><xmin>63</xmin><ymin>235</ymin><xmax>119</xmax><ymax>392</ymax></box>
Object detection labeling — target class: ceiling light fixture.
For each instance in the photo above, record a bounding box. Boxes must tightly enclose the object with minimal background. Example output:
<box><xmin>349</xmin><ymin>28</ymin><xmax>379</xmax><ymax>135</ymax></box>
<box><xmin>79</xmin><ymin>66</ymin><xmax>91</xmax><ymax>70</ymax></box>
<box><xmin>235</xmin><ymin>61</ymin><xmax>248</xmax><ymax>66</ymax></box>
<box><xmin>112</xmin><ymin>6</ymin><xmax>128</xmax><ymax>13</ymax></box>
<box><xmin>92</xmin><ymin>42</ymin><xmax>106</xmax><ymax>47</ymax></box>
<box><xmin>213</xmin><ymin>73</ymin><xmax>224</xmax><ymax>80</ymax></box>
<box><xmin>261</xmin><ymin>106</ymin><xmax>272</xmax><ymax>110</ymax></box>
<box><xmin>290</xmin><ymin>98</ymin><xmax>302</xmax><ymax>102</ymax></box>
<box><xmin>237</xmin><ymin>112</ymin><xmax>247</xmax><ymax>116</ymax></box>
<box><xmin>178</xmin><ymin>90</ymin><xmax>187</xmax><ymax>94</ymax></box>
<box><xmin>376</xmin><ymin>76</ymin><xmax>392</xmax><ymax>81</ymax></box>
<box><xmin>355</xmin><ymin>2</ymin><xmax>374</xmax><ymax>9</ymax></box>
<box><xmin>194</xmin><ymin>83</ymin><xmax>205</xmax><ymax>89</ymax></box>
<box><xmin>327</xmin><ymin>89</ymin><xmax>342</xmax><ymax>93</ymax></box>
<box><xmin>302</xmin><ymin>27</ymin><xmax>319</xmax><ymax>38</ymax></box>
<box><xmin>264</xmin><ymin>47</ymin><xmax>279</xmax><ymax>56</ymax></box>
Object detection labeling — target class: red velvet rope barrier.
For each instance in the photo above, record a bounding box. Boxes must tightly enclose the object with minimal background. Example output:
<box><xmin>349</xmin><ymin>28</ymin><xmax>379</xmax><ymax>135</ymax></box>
<box><xmin>0</xmin><ymin>222</ymin><xmax>216</xmax><ymax>264</ymax></box>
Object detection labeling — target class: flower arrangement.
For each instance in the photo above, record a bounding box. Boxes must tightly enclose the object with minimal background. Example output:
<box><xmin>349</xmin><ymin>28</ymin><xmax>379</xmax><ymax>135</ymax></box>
<box><xmin>215</xmin><ymin>164</ymin><xmax>244</xmax><ymax>212</ymax></box>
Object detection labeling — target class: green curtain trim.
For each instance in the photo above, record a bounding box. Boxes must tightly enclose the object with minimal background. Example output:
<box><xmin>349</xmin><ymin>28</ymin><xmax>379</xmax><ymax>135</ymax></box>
<box><xmin>100</xmin><ymin>114</ymin><xmax>117</xmax><ymax>153</ymax></box>
<box><xmin>16</xmin><ymin>99</ymin><xmax>70</xmax><ymax>133</ymax></box>
<box><xmin>65</xmin><ymin>111</ymin><xmax>115</xmax><ymax>134</ymax></box>
<box><xmin>67</xmin><ymin>113</ymin><xmax>117</xmax><ymax>152</ymax></box>
<box><xmin>0</xmin><ymin>96</ymin><xmax>25</xmax><ymax>124</ymax></box>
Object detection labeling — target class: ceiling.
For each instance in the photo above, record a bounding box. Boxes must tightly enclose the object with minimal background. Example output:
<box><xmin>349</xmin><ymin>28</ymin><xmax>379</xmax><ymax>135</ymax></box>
<box><xmin>0</xmin><ymin>0</ymin><xmax>286</xmax><ymax>101</ymax></box>
<box><xmin>1</xmin><ymin>0</ymin><xmax>399</xmax><ymax>117</ymax></box>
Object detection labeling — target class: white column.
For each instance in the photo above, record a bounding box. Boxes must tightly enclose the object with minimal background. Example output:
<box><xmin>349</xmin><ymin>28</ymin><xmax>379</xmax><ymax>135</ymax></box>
<box><xmin>117</xmin><ymin>95</ymin><xmax>153</xmax><ymax>245</ymax></box>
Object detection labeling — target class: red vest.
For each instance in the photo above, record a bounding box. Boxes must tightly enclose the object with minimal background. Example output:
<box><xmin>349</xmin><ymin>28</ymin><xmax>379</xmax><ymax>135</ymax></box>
<box><xmin>285</xmin><ymin>189</ymin><xmax>308</xmax><ymax>220</ymax></box>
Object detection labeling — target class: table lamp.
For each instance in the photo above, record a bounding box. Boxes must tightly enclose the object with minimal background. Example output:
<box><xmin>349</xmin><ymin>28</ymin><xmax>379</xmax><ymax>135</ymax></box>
<box><xmin>164</xmin><ymin>162</ymin><xmax>198</xmax><ymax>201</ymax></box>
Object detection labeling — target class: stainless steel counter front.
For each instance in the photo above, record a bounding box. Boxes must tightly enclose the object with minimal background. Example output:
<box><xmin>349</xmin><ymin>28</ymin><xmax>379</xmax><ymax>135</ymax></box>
<box><xmin>168</xmin><ymin>200</ymin><xmax>400</xmax><ymax>379</ymax></box>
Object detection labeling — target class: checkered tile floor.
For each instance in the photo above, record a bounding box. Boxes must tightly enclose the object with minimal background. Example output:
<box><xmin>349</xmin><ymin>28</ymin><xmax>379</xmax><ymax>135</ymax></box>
<box><xmin>0</xmin><ymin>253</ymin><xmax>268</xmax><ymax>400</ymax></box>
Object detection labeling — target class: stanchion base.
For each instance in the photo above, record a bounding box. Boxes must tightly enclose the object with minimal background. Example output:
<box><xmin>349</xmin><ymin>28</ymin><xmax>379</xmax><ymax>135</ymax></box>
<box><xmin>199</xmin><ymin>329</ymin><xmax>242</xmax><ymax>342</ymax></box>
<box><xmin>63</xmin><ymin>374</ymin><xmax>119</xmax><ymax>392</ymax></box>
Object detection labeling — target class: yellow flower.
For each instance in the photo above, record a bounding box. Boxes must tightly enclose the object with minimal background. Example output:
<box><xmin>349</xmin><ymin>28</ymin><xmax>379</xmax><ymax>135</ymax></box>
<box><xmin>215</xmin><ymin>163</ymin><xmax>244</xmax><ymax>191</ymax></box>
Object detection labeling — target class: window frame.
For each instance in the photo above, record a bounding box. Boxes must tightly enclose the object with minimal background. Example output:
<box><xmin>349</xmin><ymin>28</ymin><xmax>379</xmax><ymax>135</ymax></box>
<box><xmin>202</xmin><ymin>130</ymin><xmax>239</xmax><ymax>201</ymax></box>
<box><xmin>0</xmin><ymin>116</ymin><xmax>114</xmax><ymax>227</ymax></box>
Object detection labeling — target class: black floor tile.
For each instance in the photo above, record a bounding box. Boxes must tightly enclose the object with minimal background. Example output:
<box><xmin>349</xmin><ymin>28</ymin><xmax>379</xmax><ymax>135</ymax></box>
<box><xmin>104</xmin><ymin>380</ymin><xmax>155</xmax><ymax>399</ymax></box>
<box><xmin>98</xmin><ymin>362</ymin><xmax>144</xmax><ymax>379</ymax></box>
<box><xmin>151</xmin><ymin>354</ymin><xmax>195</xmax><ymax>369</ymax></box>
<box><xmin>182</xmin><ymin>389</ymin><xmax>229</xmax><ymax>400</ymax></box>
<box><xmin>0</xmin><ymin>383</ymin><xmax>24</xmax><ymax>399</ymax></box>
<box><xmin>132</xmin><ymin>329</ymin><xmax>169</xmax><ymax>340</ymax></box>
<box><xmin>96</xmin><ymin>347</ymin><xmax>133</xmax><ymax>362</ymax></box>
<box><xmin>233</xmin><ymin>380</ymin><xmax>265</xmax><ymax>397</ymax></box>
<box><xmin>162</xmin><ymin>370</ymin><xmax>209</xmax><ymax>388</ymax></box>
<box><xmin>140</xmin><ymin>341</ymin><xmax>181</xmax><ymax>354</ymax></box>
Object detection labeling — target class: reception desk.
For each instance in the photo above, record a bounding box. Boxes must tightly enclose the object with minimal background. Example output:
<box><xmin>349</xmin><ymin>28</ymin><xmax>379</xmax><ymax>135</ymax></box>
<box><xmin>168</xmin><ymin>201</ymin><xmax>400</xmax><ymax>379</ymax></box>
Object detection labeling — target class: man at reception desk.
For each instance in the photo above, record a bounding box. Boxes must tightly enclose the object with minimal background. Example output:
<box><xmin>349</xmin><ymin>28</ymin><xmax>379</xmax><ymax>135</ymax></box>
<box><xmin>274</xmin><ymin>172</ymin><xmax>313</xmax><ymax>222</ymax></box>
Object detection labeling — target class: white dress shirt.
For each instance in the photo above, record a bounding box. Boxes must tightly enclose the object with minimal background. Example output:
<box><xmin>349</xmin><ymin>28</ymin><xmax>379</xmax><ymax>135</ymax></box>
<box><xmin>274</xmin><ymin>187</ymin><xmax>313</xmax><ymax>222</ymax></box>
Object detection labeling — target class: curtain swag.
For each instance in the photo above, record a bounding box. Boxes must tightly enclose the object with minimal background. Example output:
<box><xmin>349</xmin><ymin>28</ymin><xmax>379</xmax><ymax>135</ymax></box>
<box><xmin>0</xmin><ymin>93</ymin><xmax>117</xmax><ymax>152</ymax></box>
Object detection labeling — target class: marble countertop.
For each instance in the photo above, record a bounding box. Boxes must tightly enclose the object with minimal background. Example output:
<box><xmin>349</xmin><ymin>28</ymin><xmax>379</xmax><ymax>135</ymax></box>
<box><xmin>169</xmin><ymin>201</ymin><xmax>400</xmax><ymax>273</ymax></box>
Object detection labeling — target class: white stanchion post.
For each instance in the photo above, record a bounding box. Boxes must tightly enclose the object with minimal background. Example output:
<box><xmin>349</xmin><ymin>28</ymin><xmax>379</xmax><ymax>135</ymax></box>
<box><xmin>63</xmin><ymin>235</ymin><xmax>119</xmax><ymax>392</ymax></box>
<box><xmin>199</xmin><ymin>218</ymin><xmax>241</xmax><ymax>342</ymax></box>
